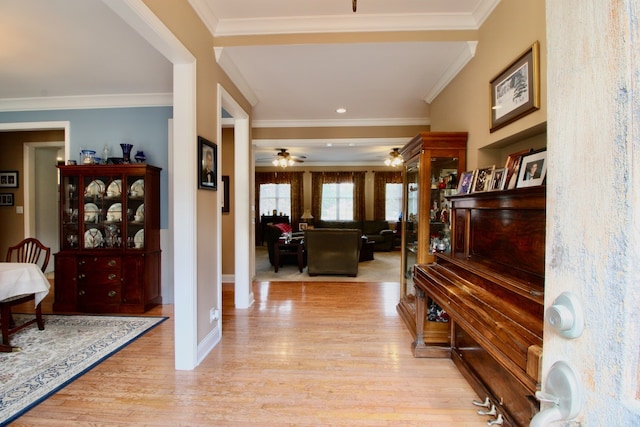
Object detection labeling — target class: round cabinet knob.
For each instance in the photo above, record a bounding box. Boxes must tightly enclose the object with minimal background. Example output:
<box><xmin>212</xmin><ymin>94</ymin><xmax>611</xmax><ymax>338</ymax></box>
<box><xmin>78</xmin><ymin>260</ymin><xmax>85</xmax><ymax>266</ymax></box>
<box><xmin>108</xmin><ymin>274</ymin><xmax>117</xmax><ymax>281</ymax></box>
<box><xmin>546</xmin><ymin>292</ymin><xmax>584</xmax><ymax>339</ymax></box>
<box><xmin>108</xmin><ymin>259</ymin><xmax>117</xmax><ymax>267</ymax></box>
<box><xmin>78</xmin><ymin>273</ymin><xmax>85</xmax><ymax>279</ymax></box>
<box><xmin>108</xmin><ymin>290</ymin><xmax>117</xmax><ymax>297</ymax></box>
<box><xmin>78</xmin><ymin>290</ymin><xmax>86</xmax><ymax>296</ymax></box>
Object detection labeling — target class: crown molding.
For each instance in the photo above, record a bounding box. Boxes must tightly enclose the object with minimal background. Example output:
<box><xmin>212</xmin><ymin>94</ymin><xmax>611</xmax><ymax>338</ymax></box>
<box><xmin>215</xmin><ymin>13</ymin><xmax>479</xmax><ymax>37</ymax></box>
<box><xmin>424</xmin><ymin>41</ymin><xmax>478</xmax><ymax>103</ymax></box>
<box><xmin>252</xmin><ymin>117</ymin><xmax>429</xmax><ymax>128</ymax></box>
<box><xmin>214</xmin><ymin>47</ymin><xmax>259</xmax><ymax>107</ymax></box>
<box><xmin>0</xmin><ymin>93</ymin><xmax>172</xmax><ymax>112</ymax></box>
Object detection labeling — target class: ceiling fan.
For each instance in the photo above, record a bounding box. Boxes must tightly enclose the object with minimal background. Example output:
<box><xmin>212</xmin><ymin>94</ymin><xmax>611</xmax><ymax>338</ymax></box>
<box><xmin>261</xmin><ymin>148</ymin><xmax>306</xmax><ymax>168</ymax></box>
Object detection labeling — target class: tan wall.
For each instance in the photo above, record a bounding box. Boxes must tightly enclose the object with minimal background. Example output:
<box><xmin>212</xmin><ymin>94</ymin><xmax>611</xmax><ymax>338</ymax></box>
<box><xmin>143</xmin><ymin>0</ymin><xmax>251</xmax><ymax>342</ymax></box>
<box><xmin>0</xmin><ymin>130</ymin><xmax>64</xmax><ymax>257</ymax></box>
<box><xmin>430</xmin><ymin>0</ymin><xmax>547</xmax><ymax>169</ymax></box>
<box><xmin>221</xmin><ymin>128</ymin><xmax>235</xmax><ymax>276</ymax></box>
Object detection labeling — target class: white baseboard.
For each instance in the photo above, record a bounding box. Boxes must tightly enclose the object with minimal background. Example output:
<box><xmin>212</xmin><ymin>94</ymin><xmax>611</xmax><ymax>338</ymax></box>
<box><xmin>197</xmin><ymin>322</ymin><xmax>221</xmax><ymax>365</ymax></box>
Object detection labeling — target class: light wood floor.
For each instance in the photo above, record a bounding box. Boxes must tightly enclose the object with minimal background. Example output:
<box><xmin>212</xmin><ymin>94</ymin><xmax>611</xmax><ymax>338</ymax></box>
<box><xmin>11</xmin><ymin>280</ymin><xmax>488</xmax><ymax>426</ymax></box>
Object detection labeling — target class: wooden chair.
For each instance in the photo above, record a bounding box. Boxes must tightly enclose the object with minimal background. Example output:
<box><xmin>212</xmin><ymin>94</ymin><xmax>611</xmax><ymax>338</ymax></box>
<box><xmin>1</xmin><ymin>238</ymin><xmax>50</xmax><ymax>345</ymax></box>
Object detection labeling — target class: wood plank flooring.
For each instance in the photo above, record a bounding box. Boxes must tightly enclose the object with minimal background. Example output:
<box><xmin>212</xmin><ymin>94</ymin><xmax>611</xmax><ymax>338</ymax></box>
<box><xmin>10</xmin><ymin>280</ymin><xmax>488</xmax><ymax>426</ymax></box>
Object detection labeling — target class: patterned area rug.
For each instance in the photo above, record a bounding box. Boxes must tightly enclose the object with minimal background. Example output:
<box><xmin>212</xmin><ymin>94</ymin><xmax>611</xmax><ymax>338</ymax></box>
<box><xmin>0</xmin><ymin>314</ymin><xmax>166</xmax><ymax>425</ymax></box>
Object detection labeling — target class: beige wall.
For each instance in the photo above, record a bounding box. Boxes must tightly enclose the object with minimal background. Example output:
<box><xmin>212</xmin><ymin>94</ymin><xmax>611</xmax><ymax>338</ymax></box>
<box><xmin>143</xmin><ymin>0</ymin><xmax>251</xmax><ymax>342</ymax></box>
<box><xmin>430</xmin><ymin>0</ymin><xmax>547</xmax><ymax>169</ymax></box>
<box><xmin>221</xmin><ymin>128</ymin><xmax>235</xmax><ymax>276</ymax></box>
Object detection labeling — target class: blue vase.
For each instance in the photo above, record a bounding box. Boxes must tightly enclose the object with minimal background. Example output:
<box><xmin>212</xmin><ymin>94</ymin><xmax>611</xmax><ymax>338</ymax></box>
<box><xmin>134</xmin><ymin>150</ymin><xmax>146</xmax><ymax>163</ymax></box>
<box><xmin>120</xmin><ymin>143</ymin><xmax>133</xmax><ymax>164</ymax></box>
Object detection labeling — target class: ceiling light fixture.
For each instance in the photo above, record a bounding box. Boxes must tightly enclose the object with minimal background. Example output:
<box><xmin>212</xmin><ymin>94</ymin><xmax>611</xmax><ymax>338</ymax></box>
<box><xmin>336</xmin><ymin>107</ymin><xmax>347</xmax><ymax>114</ymax></box>
<box><xmin>273</xmin><ymin>157</ymin><xmax>295</xmax><ymax>168</ymax></box>
<box><xmin>384</xmin><ymin>148</ymin><xmax>404</xmax><ymax>168</ymax></box>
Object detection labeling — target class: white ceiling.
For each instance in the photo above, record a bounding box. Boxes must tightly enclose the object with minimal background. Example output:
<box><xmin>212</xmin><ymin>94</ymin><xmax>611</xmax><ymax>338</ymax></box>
<box><xmin>0</xmin><ymin>0</ymin><xmax>499</xmax><ymax>165</ymax></box>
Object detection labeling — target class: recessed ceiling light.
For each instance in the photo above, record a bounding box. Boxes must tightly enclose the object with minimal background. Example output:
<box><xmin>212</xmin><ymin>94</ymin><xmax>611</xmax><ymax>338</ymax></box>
<box><xmin>336</xmin><ymin>107</ymin><xmax>347</xmax><ymax>114</ymax></box>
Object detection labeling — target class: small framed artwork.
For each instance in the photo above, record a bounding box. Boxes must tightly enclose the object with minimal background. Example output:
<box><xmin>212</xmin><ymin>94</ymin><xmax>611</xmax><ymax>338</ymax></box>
<box><xmin>457</xmin><ymin>170</ymin><xmax>475</xmax><ymax>195</ymax></box>
<box><xmin>504</xmin><ymin>149</ymin><xmax>531</xmax><ymax>190</ymax></box>
<box><xmin>299</xmin><ymin>223</ymin><xmax>308</xmax><ymax>231</ymax></box>
<box><xmin>222</xmin><ymin>175</ymin><xmax>230</xmax><ymax>213</ymax></box>
<box><xmin>198</xmin><ymin>136</ymin><xmax>217</xmax><ymax>190</ymax></box>
<box><xmin>490</xmin><ymin>167</ymin><xmax>507</xmax><ymax>191</ymax></box>
<box><xmin>472</xmin><ymin>166</ymin><xmax>495</xmax><ymax>193</ymax></box>
<box><xmin>0</xmin><ymin>171</ymin><xmax>19</xmax><ymax>188</ymax></box>
<box><xmin>490</xmin><ymin>41</ymin><xmax>540</xmax><ymax>133</ymax></box>
<box><xmin>517</xmin><ymin>149</ymin><xmax>547</xmax><ymax>188</ymax></box>
<box><xmin>0</xmin><ymin>193</ymin><xmax>14</xmax><ymax>206</ymax></box>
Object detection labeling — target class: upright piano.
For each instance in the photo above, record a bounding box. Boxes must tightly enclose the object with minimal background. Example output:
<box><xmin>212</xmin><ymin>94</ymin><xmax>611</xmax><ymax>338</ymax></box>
<box><xmin>413</xmin><ymin>186</ymin><xmax>545</xmax><ymax>426</ymax></box>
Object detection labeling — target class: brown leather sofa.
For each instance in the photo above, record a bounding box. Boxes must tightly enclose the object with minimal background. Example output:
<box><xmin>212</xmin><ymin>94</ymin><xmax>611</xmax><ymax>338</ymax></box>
<box><xmin>314</xmin><ymin>220</ymin><xmax>394</xmax><ymax>251</ymax></box>
<box><xmin>304</xmin><ymin>228</ymin><xmax>361</xmax><ymax>277</ymax></box>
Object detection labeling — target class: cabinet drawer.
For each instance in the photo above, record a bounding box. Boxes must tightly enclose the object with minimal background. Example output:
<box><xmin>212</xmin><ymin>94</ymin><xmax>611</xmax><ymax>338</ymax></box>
<box><xmin>78</xmin><ymin>256</ymin><xmax>121</xmax><ymax>270</ymax></box>
<box><xmin>77</xmin><ymin>270</ymin><xmax>121</xmax><ymax>285</ymax></box>
<box><xmin>78</xmin><ymin>283</ymin><xmax>121</xmax><ymax>303</ymax></box>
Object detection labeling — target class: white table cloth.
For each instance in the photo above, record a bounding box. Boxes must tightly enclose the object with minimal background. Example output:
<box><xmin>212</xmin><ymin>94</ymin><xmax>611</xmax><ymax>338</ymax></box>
<box><xmin>0</xmin><ymin>262</ymin><xmax>50</xmax><ymax>307</ymax></box>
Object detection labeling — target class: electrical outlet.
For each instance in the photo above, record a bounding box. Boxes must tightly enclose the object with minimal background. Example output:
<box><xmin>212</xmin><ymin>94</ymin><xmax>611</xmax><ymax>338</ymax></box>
<box><xmin>209</xmin><ymin>308</ymin><xmax>219</xmax><ymax>323</ymax></box>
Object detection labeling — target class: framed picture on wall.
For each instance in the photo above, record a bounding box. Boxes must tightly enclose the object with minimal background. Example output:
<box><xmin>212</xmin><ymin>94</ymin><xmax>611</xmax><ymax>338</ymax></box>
<box><xmin>222</xmin><ymin>175</ymin><xmax>230</xmax><ymax>213</ymax></box>
<box><xmin>0</xmin><ymin>171</ymin><xmax>19</xmax><ymax>188</ymax></box>
<box><xmin>490</xmin><ymin>41</ymin><xmax>541</xmax><ymax>133</ymax></box>
<box><xmin>198</xmin><ymin>136</ymin><xmax>217</xmax><ymax>190</ymax></box>
<box><xmin>0</xmin><ymin>193</ymin><xmax>14</xmax><ymax>206</ymax></box>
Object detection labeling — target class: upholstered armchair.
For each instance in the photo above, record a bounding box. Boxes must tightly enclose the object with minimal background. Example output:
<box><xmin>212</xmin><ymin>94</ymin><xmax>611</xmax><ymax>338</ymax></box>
<box><xmin>304</xmin><ymin>228</ymin><xmax>361</xmax><ymax>277</ymax></box>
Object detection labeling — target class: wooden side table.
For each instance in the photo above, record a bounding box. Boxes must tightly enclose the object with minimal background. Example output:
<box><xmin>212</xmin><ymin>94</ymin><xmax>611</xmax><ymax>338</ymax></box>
<box><xmin>274</xmin><ymin>241</ymin><xmax>305</xmax><ymax>272</ymax></box>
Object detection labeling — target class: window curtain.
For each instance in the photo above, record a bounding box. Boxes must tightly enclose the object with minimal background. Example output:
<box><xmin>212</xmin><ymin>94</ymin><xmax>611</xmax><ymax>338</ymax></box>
<box><xmin>373</xmin><ymin>171</ymin><xmax>403</xmax><ymax>220</ymax></box>
<box><xmin>310</xmin><ymin>171</ymin><xmax>366</xmax><ymax>221</ymax></box>
<box><xmin>255</xmin><ymin>171</ymin><xmax>304</xmax><ymax>227</ymax></box>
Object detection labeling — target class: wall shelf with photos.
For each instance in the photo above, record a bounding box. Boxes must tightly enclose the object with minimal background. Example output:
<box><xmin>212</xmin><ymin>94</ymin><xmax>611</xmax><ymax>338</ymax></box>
<box><xmin>457</xmin><ymin>148</ymin><xmax>547</xmax><ymax>195</ymax></box>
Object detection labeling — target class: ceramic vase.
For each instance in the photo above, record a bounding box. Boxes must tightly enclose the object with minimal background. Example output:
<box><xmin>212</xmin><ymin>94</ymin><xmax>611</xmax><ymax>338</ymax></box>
<box><xmin>120</xmin><ymin>143</ymin><xmax>133</xmax><ymax>164</ymax></box>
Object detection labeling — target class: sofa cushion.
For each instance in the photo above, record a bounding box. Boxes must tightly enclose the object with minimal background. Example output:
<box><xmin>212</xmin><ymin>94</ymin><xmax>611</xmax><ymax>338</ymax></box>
<box><xmin>362</xmin><ymin>220</ymin><xmax>390</xmax><ymax>235</ymax></box>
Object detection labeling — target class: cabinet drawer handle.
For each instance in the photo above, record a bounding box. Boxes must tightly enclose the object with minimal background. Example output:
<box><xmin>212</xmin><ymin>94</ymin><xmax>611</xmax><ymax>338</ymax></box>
<box><xmin>108</xmin><ymin>259</ymin><xmax>117</xmax><ymax>267</ymax></box>
<box><xmin>108</xmin><ymin>290</ymin><xmax>117</xmax><ymax>298</ymax></box>
<box><xmin>108</xmin><ymin>273</ymin><xmax>117</xmax><ymax>281</ymax></box>
<box><xmin>78</xmin><ymin>290</ymin><xmax>86</xmax><ymax>296</ymax></box>
<box><xmin>78</xmin><ymin>273</ymin><xmax>85</xmax><ymax>279</ymax></box>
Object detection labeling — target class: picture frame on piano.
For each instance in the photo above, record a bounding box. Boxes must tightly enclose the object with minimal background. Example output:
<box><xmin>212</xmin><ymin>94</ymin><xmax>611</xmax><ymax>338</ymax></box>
<box><xmin>457</xmin><ymin>170</ymin><xmax>475</xmax><ymax>195</ymax></box>
<box><xmin>516</xmin><ymin>149</ymin><xmax>547</xmax><ymax>188</ymax></box>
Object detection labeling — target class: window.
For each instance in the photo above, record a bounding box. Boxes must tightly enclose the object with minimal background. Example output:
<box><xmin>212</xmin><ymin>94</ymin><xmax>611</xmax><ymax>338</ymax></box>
<box><xmin>385</xmin><ymin>183</ymin><xmax>403</xmax><ymax>221</ymax></box>
<box><xmin>260</xmin><ymin>183</ymin><xmax>291</xmax><ymax>216</ymax></box>
<box><xmin>321</xmin><ymin>183</ymin><xmax>353</xmax><ymax>220</ymax></box>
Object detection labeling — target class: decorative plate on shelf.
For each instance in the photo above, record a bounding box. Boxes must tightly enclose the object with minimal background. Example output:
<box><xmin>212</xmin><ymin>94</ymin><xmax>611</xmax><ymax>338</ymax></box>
<box><xmin>84</xmin><ymin>228</ymin><xmax>104</xmax><ymax>248</ymax></box>
<box><xmin>134</xmin><ymin>229</ymin><xmax>144</xmax><ymax>249</ymax></box>
<box><xmin>135</xmin><ymin>204</ymin><xmax>144</xmax><ymax>221</ymax></box>
<box><xmin>107</xmin><ymin>203</ymin><xmax>122</xmax><ymax>222</ymax></box>
<box><xmin>106</xmin><ymin>179</ymin><xmax>122</xmax><ymax>198</ymax></box>
<box><xmin>130</xmin><ymin>179</ymin><xmax>144</xmax><ymax>197</ymax></box>
<box><xmin>85</xmin><ymin>179</ymin><xmax>105</xmax><ymax>196</ymax></box>
<box><xmin>84</xmin><ymin>203</ymin><xmax>99</xmax><ymax>223</ymax></box>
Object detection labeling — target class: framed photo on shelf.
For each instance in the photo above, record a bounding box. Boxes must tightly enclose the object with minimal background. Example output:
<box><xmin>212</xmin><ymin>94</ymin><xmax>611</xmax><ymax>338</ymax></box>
<box><xmin>0</xmin><ymin>193</ymin><xmax>14</xmax><ymax>206</ymax></box>
<box><xmin>504</xmin><ymin>149</ymin><xmax>531</xmax><ymax>190</ymax></box>
<box><xmin>457</xmin><ymin>170</ymin><xmax>475</xmax><ymax>195</ymax></box>
<box><xmin>299</xmin><ymin>223</ymin><xmax>308</xmax><ymax>231</ymax></box>
<box><xmin>198</xmin><ymin>136</ymin><xmax>217</xmax><ymax>190</ymax></box>
<box><xmin>0</xmin><ymin>171</ymin><xmax>19</xmax><ymax>188</ymax></box>
<box><xmin>472</xmin><ymin>166</ymin><xmax>495</xmax><ymax>193</ymax></box>
<box><xmin>517</xmin><ymin>149</ymin><xmax>547</xmax><ymax>188</ymax></box>
<box><xmin>490</xmin><ymin>167</ymin><xmax>507</xmax><ymax>191</ymax></box>
<box><xmin>490</xmin><ymin>41</ymin><xmax>540</xmax><ymax>133</ymax></box>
